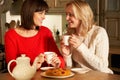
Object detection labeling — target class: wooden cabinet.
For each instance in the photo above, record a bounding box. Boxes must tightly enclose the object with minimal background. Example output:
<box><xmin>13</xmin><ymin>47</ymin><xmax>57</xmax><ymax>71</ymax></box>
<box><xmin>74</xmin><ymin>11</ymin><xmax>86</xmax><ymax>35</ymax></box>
<box><xmin>10</xmin><ymin>0</ymin><xmax>71</xmax><ymax>15</ymax></box>
<box><xmin>45</xmin><ymin>0</ymin><xmax>71</xmax><ymax>13</ymax></box>
<box><xmin>99</xmin><ymin>1</ymin><xmax>120</xmax><ymax>74</ymax></box>
<box><xmin>0</xmin><ymin>0</ymin><xmax>12</xmax><ymax>14</ymax></box>
<box><xmin>99</xmin><ymin>0</ymin><xmax>120</xmax><ymax>47</ymax></box>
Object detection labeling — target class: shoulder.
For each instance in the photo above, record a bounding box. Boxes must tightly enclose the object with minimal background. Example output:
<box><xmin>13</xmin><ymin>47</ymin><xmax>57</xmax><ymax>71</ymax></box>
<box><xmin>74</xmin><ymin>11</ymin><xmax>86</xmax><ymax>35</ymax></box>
<box><xmin>39</xmin><ymin>26</ymin><xmax>52</xmax><ymax>34</ymax></box>
<box><xmin>4</xmin><ymin>28</ymin><xmax>17</xmax><ymax>40</ymax></box>
<box><xmin>5</xmin><ymin>28</ymin><xmax>16</xmax><ymax>36</ymax></box>
<box><xmin>88</xmin><ymin>25</ymin><xmax>108</xmax><ymax>41</ymax></box>
<box><xmin>91</xmin><ymin>25</ymin><xmax>108</xmax><ymax>41</ymax></box>
<box><xmin>92</xmin><ymin>25</ymin><xmax>107</xmax><ymax>35</ymax></box>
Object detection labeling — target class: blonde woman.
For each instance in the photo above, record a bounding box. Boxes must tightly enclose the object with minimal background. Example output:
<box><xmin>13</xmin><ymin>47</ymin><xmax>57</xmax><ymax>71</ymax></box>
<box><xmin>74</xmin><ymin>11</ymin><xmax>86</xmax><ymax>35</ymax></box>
<box><xmin>61</xmin><ymin>0</ymin><xmax>113</xmax><ymax>74</ymax></box>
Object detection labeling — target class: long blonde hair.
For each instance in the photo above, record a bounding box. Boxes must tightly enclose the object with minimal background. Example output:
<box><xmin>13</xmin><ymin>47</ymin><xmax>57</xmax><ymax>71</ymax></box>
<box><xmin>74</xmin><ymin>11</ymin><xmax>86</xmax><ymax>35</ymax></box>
<box><xmin>66</xmin><ymin>0</ymin><xmax>95</xmax><ymax>36</ymax></box>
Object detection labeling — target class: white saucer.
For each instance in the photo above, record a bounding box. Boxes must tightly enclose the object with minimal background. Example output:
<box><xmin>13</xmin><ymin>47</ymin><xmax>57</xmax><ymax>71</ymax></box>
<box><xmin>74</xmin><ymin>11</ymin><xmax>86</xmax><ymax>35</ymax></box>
<box><xmin>71</xmin><ymin>68</ymin><xmax>90</xmax><ymax>74</ymax></box>
<box><xmin>40</xmin><ymin>67</ymin><xmax>54</xmax><ymax>71</ymax></box>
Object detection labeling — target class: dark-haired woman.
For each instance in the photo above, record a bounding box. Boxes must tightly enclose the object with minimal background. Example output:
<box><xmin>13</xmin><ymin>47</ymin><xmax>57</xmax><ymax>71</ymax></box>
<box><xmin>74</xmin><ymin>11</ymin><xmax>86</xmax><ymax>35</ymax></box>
<box><xmin>5</xmin><ymin>0</ymin><xmax>65</xmax><ymax>70</ymax></box>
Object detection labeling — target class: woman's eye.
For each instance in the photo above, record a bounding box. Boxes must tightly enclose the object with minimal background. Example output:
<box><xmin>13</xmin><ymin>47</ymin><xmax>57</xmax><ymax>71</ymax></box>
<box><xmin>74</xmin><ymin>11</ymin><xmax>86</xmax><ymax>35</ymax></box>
<box><xmin>38</xmin><ymin>11</ymin><xmax>46</xmax><ymax>15</ymax></box>
<box><xmin>66</xmin><ymin>13</ymin><xmax>74</xmax><ymax>17</ymax></box>
<box><xmin>38</xmin><ymin>12</ymin><xmax>43</xmax><ymax>14</ymax></box>
<box><xmin>70</xmin><ymin>13</ymin><xmax>74</xmax><ymax>17</ymax></box>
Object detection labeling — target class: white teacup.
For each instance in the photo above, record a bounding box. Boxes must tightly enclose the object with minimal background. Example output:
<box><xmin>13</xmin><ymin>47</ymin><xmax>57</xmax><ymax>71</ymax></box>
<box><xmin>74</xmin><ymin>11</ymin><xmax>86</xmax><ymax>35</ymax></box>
<box><xmin>44</xmin><ymin>52</ymin><xmax>54</xmax><ymax>64</ymax></box>
<box><xmin>63</xmin><ymin>35</ymin><xmax>70</xmax><ymax>45</ymax></box>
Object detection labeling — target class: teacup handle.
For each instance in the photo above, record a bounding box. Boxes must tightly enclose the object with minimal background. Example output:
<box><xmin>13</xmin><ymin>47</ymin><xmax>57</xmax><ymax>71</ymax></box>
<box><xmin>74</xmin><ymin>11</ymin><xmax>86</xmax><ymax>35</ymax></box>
<box><xmin>7</xmin><ymin>60</ymin><xmax>17</xmax><ymax>77</ymax></box>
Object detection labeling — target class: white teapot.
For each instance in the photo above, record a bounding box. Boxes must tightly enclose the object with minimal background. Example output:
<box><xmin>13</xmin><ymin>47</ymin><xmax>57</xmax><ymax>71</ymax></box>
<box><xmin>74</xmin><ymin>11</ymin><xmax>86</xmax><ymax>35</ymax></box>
<box><xmin>8</xmin><ymin>54</ymin><xmax>38</xmax><ymax>80</ymax></box>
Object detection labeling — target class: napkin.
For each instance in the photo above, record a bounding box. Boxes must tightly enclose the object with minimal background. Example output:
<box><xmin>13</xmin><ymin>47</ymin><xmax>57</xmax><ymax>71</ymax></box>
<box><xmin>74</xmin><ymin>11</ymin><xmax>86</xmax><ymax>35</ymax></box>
<box><xmin>71</xmin><ymin>68</ymin><xmax>90</xmax><ymax>74</ymax></box>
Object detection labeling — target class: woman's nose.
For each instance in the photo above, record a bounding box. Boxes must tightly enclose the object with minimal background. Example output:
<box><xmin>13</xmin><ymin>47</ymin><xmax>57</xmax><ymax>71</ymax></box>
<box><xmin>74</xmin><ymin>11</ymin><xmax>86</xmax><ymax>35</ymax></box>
<box><xmin>42</xmin><ymin>14</ymin><xmax>45</xmax><ymax>19</ymax></box>
<box><xmin>66</xmin><ymin>15</ymin><xmax>69</xmax><ymax>21</ymax></box>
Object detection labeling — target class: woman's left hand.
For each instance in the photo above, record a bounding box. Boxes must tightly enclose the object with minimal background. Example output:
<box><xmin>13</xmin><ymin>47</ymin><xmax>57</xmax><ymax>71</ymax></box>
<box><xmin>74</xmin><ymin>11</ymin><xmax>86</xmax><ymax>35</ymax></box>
<box><xmin>69</xmin><ymin>34</ymin><xmax>84</xmax><ymax>48</ymax></box>
<box><xmin>51</xmin><ymin>53</ymin><xmax>61</xmax><ymax>68</ymax></box>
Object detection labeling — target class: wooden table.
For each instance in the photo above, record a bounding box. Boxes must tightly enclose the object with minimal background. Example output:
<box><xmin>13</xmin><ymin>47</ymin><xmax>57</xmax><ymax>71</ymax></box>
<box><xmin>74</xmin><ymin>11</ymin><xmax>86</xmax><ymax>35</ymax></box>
<box><xmin>0</xmin><ymin>70</ymin><xmax>120</xmax><ymax>80</ymax></box>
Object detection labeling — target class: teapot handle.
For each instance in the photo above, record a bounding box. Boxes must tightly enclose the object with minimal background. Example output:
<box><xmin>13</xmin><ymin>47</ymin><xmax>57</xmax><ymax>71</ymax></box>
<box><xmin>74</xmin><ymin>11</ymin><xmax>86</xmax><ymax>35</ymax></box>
<box><xmin>7</xmin><ymin>60</ymin><xmax>17</xmax><ymax>77</ymax></box>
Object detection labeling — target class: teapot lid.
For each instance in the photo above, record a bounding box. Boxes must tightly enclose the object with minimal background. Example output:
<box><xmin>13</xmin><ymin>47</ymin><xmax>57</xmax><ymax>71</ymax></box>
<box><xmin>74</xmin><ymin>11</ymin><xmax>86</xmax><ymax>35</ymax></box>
<box><xmin>17</xmin><ymin>54</ymin><xmax>30</xmax><ymax>60</ymax></box>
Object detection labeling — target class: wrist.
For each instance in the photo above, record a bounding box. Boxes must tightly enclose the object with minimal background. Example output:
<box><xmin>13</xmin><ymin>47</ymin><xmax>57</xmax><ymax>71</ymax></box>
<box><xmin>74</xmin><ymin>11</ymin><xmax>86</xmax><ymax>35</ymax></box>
<box><xmin>62</xmin><ymin>53</ymin><xmax>71</xmax><ymax>57</ymax></box>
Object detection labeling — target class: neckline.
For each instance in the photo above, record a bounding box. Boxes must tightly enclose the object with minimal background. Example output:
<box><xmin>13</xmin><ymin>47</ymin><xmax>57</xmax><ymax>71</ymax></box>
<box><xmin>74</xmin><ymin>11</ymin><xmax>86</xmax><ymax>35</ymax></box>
<box><xmin>13</xmin><ymin>28</ymin><xmax>40</xmax><ymax>38</ymax></box>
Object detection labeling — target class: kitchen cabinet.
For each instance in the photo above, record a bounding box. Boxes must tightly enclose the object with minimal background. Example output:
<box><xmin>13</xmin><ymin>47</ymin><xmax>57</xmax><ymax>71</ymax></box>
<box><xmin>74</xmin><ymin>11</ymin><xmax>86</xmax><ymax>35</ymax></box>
<box><xmin>10</xmin><ymin>0</ymin><xmax>71</xmax><ymax>14</ymax></box>
<box><xmin>0</xmin><ymin>0</ymin><xmax>12</xmax><ymax>43</ymax></box>
<box><xmin>0</xmin><ymin>0</ymin><xmax>12</xmax><ymax>14</ymax></box>
<box><xmin>99</xmin><ymin>0</ymin><xmax>120</xmax><ymax>47</ymax></box>
<box><xmin>45</xmin><ymin>0</ymin><xmax>72</xmax><ymax>14</ymax></box>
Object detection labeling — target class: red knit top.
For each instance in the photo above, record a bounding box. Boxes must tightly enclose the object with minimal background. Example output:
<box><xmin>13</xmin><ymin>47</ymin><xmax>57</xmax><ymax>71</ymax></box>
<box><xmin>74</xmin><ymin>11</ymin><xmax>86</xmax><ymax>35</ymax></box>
<box><xmin>4</xmin><ymin>26</ymin><xmax>65</xmax><ymax>68</ymax></box>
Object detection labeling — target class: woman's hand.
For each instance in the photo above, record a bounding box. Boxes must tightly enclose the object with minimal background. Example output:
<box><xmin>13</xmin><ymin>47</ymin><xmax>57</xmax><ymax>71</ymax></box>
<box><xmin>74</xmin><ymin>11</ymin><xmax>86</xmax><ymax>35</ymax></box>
<box><xmin>60</xmin><ymin>36</ymin><xmax>71</xmax><ymax>56</ymax></box>
<box><xmin>69</xmin><ymin>34</ymin><xmax>84</xmax><ymax>49</ymax></box>
<box><xmin>50</xmin><ymin>53</ymin><xmax>61</xmax><ymax>68</ymax></box>
<box><xmin>35</xmin><ymin>54</ymin><xmax>45</xmax><ymax>69</ymax></box>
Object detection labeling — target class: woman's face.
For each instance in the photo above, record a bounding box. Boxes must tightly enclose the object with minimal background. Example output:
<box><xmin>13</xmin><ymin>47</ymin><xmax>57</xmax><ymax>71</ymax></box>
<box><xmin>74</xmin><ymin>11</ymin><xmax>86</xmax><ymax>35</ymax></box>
<box><xmin>33</xmin><ymin>10</ymin><xmax>46</xmax><ymax>27</ymax></box>
<box><xmin>65</xmin><ymin>5</ymin><xmax>81</xmax><ymax>28</ymax></box>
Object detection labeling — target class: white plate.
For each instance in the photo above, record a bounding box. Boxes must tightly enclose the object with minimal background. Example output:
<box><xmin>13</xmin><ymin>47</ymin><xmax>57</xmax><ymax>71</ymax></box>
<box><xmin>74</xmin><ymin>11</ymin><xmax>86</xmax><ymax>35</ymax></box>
<box><xmin>71</xmin><ymin>68</ymin><xmax>90</xmax><ymax>74</ymax></box>
<box><xmin>40</xmin><ymin>72</ymin><xmax>75</xmax><ymax>78</ymax></box>
<box><xmin>40</xmin><ymin>67</ymin><xmax>54</xmax><ymax>71</ymax></box>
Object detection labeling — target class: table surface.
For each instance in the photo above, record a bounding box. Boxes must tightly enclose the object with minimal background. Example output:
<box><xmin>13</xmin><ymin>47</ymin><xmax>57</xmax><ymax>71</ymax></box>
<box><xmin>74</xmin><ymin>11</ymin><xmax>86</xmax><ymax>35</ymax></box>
<box><xmin>0</xmin><ymin>70</ymin><xmax>120</xmax><ymax>80</ymax></box>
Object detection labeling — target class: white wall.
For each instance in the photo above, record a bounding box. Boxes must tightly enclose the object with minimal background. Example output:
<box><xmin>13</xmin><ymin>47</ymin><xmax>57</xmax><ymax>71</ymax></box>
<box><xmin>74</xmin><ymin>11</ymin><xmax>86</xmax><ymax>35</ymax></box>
<box><xmin>42</xmin><ymin>15</ymin><xmax>62</xmax><ymax>37</ymax></box>
<box><xmin>6</xmin><ymin>11</ymin><xmax>62</xmax><ymax>39</ymax></box>
<box><xmin>6</xmin><ymin>11</ymin><xmax>21</xmax><ymax>24</ymax></box>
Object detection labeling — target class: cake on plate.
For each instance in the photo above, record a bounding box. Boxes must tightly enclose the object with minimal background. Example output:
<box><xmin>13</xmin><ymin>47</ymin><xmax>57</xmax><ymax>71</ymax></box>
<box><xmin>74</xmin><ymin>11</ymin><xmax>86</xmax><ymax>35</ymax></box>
<box><xmin>45</xmin><ymin>68</ymin><xmax>71</xmax><ymax>76</ymax></box>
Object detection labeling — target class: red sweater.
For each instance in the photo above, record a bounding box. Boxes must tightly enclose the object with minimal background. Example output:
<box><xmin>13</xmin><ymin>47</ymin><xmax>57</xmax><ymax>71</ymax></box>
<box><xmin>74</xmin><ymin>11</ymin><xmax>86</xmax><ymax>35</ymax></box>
<box><xmin>4</xmin><ymin>26</ymin><xmax>65</xmax><ymax>68</ymax></box>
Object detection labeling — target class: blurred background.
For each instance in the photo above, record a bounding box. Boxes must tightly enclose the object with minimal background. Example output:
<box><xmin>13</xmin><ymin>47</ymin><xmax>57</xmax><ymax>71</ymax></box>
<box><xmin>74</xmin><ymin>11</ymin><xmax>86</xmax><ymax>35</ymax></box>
<box><xmin>0</xmin><ymin>0</ymin><xmax>120</xmax><ymax>74</ymax></box>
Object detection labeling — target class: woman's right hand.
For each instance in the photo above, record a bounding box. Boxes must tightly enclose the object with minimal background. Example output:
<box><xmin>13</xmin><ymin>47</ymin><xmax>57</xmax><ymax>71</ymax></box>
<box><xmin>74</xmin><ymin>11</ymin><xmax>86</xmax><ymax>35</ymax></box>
<box><xmin>60</xmin><ymin>36</ymin><xmax>71</xmax><ymax>56</ymax></box>
<box><xmin>35</xmin><ymin>54</ymin><xmax>45</xmax><ymax>69</ymax></box>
